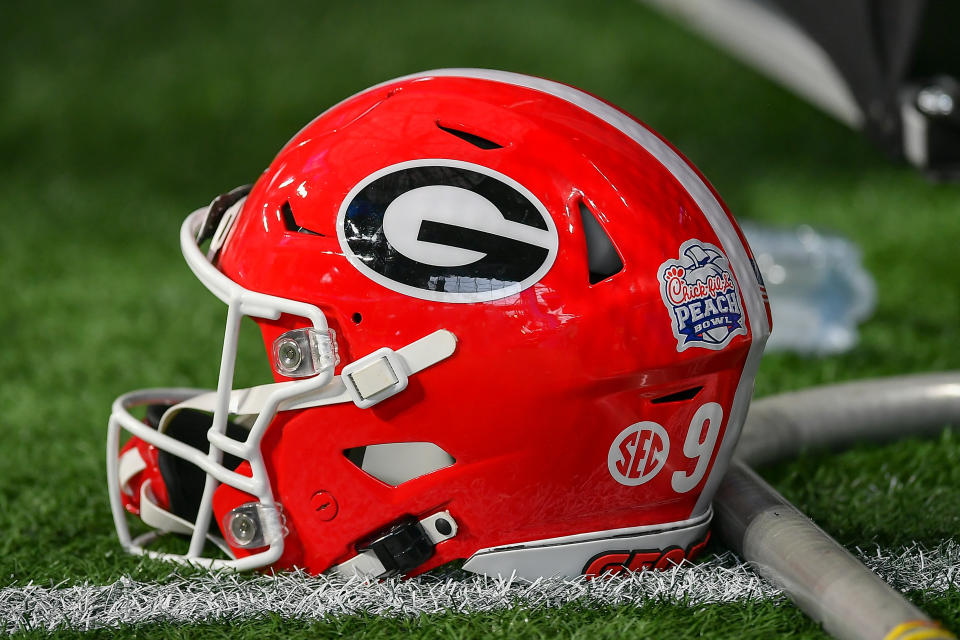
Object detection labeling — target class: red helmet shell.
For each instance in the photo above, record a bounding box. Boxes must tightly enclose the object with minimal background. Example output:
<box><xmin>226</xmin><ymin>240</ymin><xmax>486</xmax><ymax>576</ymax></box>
<box><xmin>213</xmin><ymin>70</ymin><xmax>770</xmax><ymax>575</ymax></box>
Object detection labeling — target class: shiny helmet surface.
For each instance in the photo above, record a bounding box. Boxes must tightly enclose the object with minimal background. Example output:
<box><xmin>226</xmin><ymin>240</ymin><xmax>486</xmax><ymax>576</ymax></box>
<box><xmin>107</xmin><ymin>69</ymin><xmax>771</xmax><ymax>579</ymax></box>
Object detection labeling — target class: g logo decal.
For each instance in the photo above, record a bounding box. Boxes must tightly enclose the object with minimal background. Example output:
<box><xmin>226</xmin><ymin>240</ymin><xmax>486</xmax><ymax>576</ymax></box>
<box><xmin>337</xmin><ymin>160</ymin><xmax>558</xmax><ymax>303</ymax></box>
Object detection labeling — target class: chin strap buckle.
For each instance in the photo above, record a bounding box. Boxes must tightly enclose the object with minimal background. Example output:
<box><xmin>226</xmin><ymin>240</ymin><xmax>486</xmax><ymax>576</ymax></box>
<box><xmin>333</xmin><ymin>511</ymin><xmax>458</xmax><ymax>579</ymax></box>
<box><xmin>341</xmin><ymin>348</ymin><xmax>410</xmax><ymax>409</ymax></box>
<box><xmin>338</xmin><ymin>329</ymin><xmax>458</xmax><ymax>409</ymax></box>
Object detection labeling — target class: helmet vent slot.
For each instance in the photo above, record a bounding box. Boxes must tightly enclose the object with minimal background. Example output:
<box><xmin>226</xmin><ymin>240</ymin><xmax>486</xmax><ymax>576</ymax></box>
<box><xmin>436</xmin><ymin>122</ymin><xmax>503</xmax><ymax>150</ymax></box>
<box><xmin>344</xmin><ymin>442</ymin><xmax>454</xmax><ymax>487</ymax></box>
<box><xmin>580</xmin><ymin>202</ymin><xmax>624</xmax><ymax>284</ymax></box>
<box><xmin>281</xmin><ymin>201</ymin><xmax>323</xmax><ymax>236</ymax></box>
<box><xmin>651</xmin><ymin>386</ymin><xmax>703</xmax><ymax>404</ymax></box>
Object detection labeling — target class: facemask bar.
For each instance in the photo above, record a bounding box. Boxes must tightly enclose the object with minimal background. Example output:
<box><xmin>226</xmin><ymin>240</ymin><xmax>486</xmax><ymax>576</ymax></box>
<box><xmin>106</xmin><ymin>203</ymin><xmax>336</xmax><ymax>571</ymax></box>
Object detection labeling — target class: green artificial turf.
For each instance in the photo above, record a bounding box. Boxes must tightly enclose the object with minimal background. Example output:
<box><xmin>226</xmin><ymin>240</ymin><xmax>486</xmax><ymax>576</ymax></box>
<box><xmin>1</xmin><ymin>0</ymin><xmax>958</xmax><ymax>637</ymax></box>
<box><xmin>12</xmin><ymin>602</ymin><xmax>828</xmax><ymax>640</ymax></box>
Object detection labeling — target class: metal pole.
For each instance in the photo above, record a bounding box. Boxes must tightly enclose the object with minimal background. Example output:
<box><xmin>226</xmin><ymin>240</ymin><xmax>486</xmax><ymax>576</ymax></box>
<box><xmin>714</xmin><ymin>459</ymin><xmax>956</xmax><ymax>640</ymax></box>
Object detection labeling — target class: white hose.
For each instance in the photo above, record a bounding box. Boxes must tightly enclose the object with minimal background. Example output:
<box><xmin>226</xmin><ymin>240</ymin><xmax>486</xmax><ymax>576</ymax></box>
<box><xmin>715</xmin><ymin>372</ymin><xmax>960</xmax><ymax>640</ymax></box>
<box><xmin>738</xmin><ymin>372</ymin><xmax>960</xmax><ymax>466</ymax></box>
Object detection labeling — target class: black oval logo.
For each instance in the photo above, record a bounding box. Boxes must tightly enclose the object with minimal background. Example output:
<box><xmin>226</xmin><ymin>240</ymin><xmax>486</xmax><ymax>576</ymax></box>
<box><xmin>336</xmin><ymin>160</ymin><xmax>559</xmax><ymax>302</ymax></box>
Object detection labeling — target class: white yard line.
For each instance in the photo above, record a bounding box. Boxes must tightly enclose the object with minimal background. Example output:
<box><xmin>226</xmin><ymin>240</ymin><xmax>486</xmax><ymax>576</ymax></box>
<box><xmin>2</xmin><ymin>543</ymin><xmax>958</xmax><ymax>632</ymax></box>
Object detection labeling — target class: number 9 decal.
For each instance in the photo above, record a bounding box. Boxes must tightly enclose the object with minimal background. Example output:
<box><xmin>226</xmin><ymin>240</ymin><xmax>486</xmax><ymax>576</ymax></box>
<box><xmin>670</xmin><ymin>402</ymin><xmax>724</xmax><ymax>493</ymax></box>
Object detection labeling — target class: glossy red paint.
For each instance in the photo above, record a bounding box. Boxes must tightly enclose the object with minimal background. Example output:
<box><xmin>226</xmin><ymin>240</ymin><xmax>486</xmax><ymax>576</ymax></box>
<box><xmin>115</xmin><ymin>71</ymin><xmax>768</xmax><ymax>577</ymax></box>
<box><xmin>205</xmin><ymin>74</ymin><xmax>765</xmax><ymax>574</ymax></box>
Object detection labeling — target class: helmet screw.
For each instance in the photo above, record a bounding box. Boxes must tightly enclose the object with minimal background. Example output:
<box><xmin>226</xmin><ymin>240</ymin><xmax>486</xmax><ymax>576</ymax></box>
<box><xmin>277</xmin><ymin>339</ymin><xmax>303</xmax><ymax>372</ymax></box>
<box><xmin>310</xmin><ymin>490</ymin><xmax>339</xmax><ymax>521</ymax></box>
<box><xmin>229</xmin><ymin>512</ymin><xmax>258</xmax><ymax>546</ymax></box>
<box><xmin>434</xmin><ymin>518</ymin><xmax>452</xmax><ymax>536</ymax></box>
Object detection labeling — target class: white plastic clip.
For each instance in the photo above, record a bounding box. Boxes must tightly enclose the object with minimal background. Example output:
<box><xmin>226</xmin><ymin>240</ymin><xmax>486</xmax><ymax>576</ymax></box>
<box><xmin>341</xmin><ymin>348</ymin><xmax>410</xmax><ymax>408</ymax></box>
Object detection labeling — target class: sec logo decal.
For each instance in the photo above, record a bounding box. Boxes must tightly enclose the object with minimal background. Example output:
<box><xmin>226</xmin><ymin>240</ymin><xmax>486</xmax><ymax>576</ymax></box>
<box><xmin>607</xmin><ymin>422</ymin><xmax>670</xmax><ymax>486</ymax></box>
<box><xmin>336</xmin><ymin>159</ymin><xmax>559</xmax><ymax>303</ymax></box>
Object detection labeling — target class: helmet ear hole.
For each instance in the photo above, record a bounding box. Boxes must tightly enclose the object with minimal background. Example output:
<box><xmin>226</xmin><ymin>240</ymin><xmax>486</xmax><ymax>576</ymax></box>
<box><xmin>344</xmin><ymin>442</ymin><xmax>454</xmax><ymax>486</ymax></box>
<box><xmin>580</xmin><ymin>202</ymin><xmax>623</xmax><ymax>284</ymax></box>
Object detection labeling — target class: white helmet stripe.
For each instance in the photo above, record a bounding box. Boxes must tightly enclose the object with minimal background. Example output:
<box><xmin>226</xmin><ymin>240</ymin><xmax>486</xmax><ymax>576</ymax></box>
<box><xmin>384</xmin><ymin>68</ymin><xmax>766</xmax><ymax>331</ymax></box>
<box><xmin>373</xmin><ymin>69</ymin><xmax>769</xmax><ymax>518</ymax></box>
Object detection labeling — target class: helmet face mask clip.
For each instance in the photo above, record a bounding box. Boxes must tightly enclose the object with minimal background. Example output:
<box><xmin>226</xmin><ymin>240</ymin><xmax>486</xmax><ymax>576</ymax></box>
<box><xmin>272</xmin><ymin>327</ymin><xmax>340</xmax><ymax>379</ymax></box>
<box><xmin>106</xmin><ymin>69</ymin><xmax>770</xmax><ymax>580</ymax></box>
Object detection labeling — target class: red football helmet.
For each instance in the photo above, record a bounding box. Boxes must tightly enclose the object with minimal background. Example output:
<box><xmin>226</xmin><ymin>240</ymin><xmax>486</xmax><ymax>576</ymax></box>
<box><xmin>107</xmin><ymin>69</ymin><xmax>770</xmax><ymax>579</ymax></box>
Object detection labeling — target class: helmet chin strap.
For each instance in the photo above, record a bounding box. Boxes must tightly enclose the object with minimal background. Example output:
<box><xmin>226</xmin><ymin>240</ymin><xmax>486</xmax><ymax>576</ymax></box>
<box><xmin>156</xmin><ymin>329</ymin><xmax>457</xmax><ymax>435</ymax></box>
<box><xmin>117</xmin><ymin>449</ymin><xmax>237</xmax><ymax>556</ymax></box>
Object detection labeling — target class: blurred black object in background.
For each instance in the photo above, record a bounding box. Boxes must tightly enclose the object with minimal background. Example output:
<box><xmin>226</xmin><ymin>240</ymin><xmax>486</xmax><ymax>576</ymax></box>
<box><xmin>643</xmin><ymin>0</ymin><xmax>960</xmax><ymax>179</ymax></box>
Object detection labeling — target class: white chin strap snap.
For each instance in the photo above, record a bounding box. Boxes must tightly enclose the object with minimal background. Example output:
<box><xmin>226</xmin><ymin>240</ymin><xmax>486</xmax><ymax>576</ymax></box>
<box><xmin>339</xmin><ymin>329</ymin><xmax>456</xmax><ymax>408</ymax></box>
<box><xmin>342</xmin><ymin>348</ymin><xmax>409</xmax><ymax>408</ymax></box>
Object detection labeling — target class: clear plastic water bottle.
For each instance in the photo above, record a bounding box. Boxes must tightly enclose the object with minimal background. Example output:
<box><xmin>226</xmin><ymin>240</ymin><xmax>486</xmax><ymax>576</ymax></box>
<box><xmin>740</xmin><ymin>222</ymin><xmax>876</xmax><ymax>355</ymax></box>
